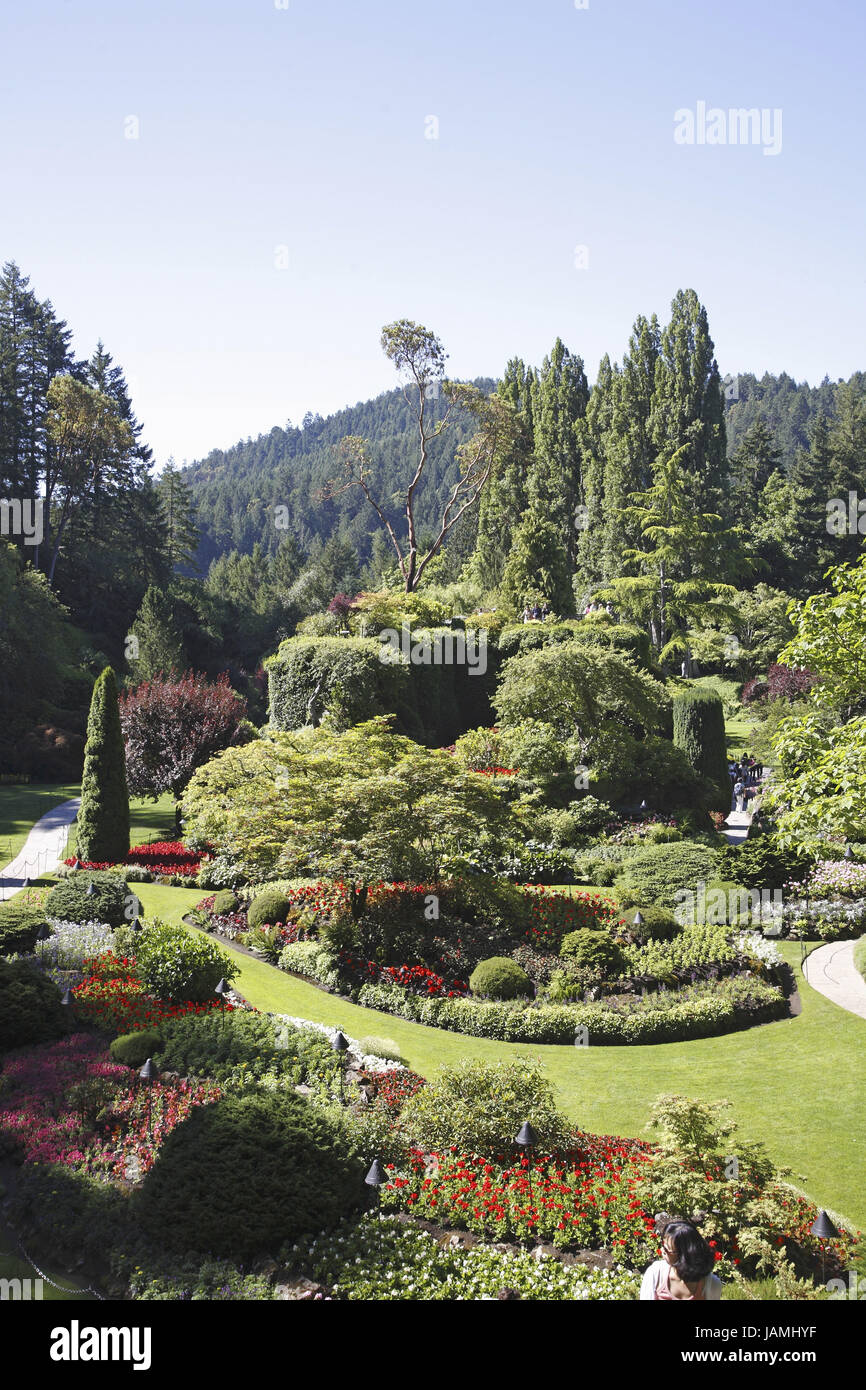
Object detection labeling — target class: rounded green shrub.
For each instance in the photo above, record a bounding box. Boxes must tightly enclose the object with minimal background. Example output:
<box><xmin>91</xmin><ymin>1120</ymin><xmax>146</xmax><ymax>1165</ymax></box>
<box><xmin>469</xmin><ymin>956</ymin><xmax>532</xmax><ymax>999</ymax></box>
<box><xmin>625</xmin><ymin>906</ymin><xmax>681</xmax><ymax>941</ymax></box>
<box><xmin>133</xmin><ymin>1090</ymin><xmax>362</xmax><ymax>1260</ymax></box>
<box><xmin>153</xmin><ymin>1010</ymin><xmax>336</xmax><ymax>1084</ymax></box>
<box><xmin>212</xmin><ymin>890</ymin><xmax>239</xmax><ymax>915</ymax></box>
<box><xmin>110</xmin><ymin>1029</ymin><xmax>163</xmax><ymax>1068</ymax></box>
<box><xmin>135</xmin><ymin>920</ymin><xmax>238</xmax><ymax>1002</ymax></box>
<box><xmin>0</xmin><ymin>899</ymin><xmax>50</xmax><ymax>956</ymax></box>
<box><xmin>0</xmin><ymin>959</ymin><xmax>69</xmax><ymax>1052</ymax></box>
<box><xmin>615</xmin><ymin>841</ymin><xmax>723</xmax><ymax>910</ymax></box>
<box><xmin>247</xmin><ymin>891</ymin><xmax>292</xmax><ymax>931</ymax></box>
<box><xmin>401</xmin><ymin>1058</ymin><xmax>573</xmax><ymax>1155</ymax></box>
<box><xmin>560</xmin><ymin>929</ymin><xmax>625</xmax><ymax>978</ymax></box>
<box><xmin>45</xmin><ymin>871</ymin><xmax>130</xmax><ymax>929</ymax></box>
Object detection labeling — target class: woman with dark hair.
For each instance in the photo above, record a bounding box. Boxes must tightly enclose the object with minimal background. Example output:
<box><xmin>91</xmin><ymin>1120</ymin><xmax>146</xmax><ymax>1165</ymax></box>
<box><xmin>639</xmin><ymin>1220</ymin><xmax>723</xmax><ymax>1300</ymax></box>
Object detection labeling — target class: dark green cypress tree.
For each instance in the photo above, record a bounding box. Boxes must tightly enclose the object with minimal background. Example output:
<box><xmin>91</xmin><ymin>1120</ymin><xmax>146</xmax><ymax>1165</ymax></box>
<box><xmin>672</xmin><ymin>688</ymin><xmax>730</xmax><ymax>815</ymax></box>
<box><xmin>76</xmin><ymin>666</ymin><xmax>130</xmax><ymax>863</ymax></box>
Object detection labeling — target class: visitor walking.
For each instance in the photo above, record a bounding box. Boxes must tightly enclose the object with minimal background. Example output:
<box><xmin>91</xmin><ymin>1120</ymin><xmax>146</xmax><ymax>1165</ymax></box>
<box><xmin>639</xmin><ymin>1220</ymin><xmax>722</xmax><ymax>1301</ymax></box>
<box><xmin>733</xmin><ymin>778</ymin><xmax>745</xmax><ymax>812</ymax></box>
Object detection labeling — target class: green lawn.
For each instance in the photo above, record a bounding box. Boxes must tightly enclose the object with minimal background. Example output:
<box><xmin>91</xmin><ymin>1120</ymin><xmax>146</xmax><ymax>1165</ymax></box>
<box><xmin>135</xmin><ymin>882</ymin><xmax>866</xmax><ymax>1232</ymax></box>
<box><xmin>0</xmin><ymin>782</ymin><xmax>80</xmax><ymax>866</ymax></box>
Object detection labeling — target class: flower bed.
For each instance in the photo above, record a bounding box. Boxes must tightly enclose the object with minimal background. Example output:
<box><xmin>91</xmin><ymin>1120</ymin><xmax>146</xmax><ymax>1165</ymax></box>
<box><xmin>71</xmin><ymin>953</ymin><xmax>232</xmax><ymax>1033</ymax></box>
<box><xmin>64</xmin><ymin>841</ymin><xmax>205</xmax><ymax>881</ymax></box>
<box><xmin>0</xmin><ymin>1033</ymin><xmax>220</xmax><ymax>1179</ymax></box>
<box><xmin>798</xmin><ymin>860</ymin><xmax>866</xmax><ymax>900</ymax></box>
<box><xmin>289</xmin><ymin>1212</ymin><xmax>641</xmax><ymax>1300</ymax></box>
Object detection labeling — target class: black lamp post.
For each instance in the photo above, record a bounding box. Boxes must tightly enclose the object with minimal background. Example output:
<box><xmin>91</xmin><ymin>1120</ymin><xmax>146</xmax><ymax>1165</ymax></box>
<box><xmin>36</xmin><ymin>922</ymin><xmax>51</xmax><ymax>965</ymax></box>
<box><xmin>214</xmin><ymin>977</ymin><xmax>231</xmax><ymax>1009</ymax></box>
<box><xmin>633</xmin><ymin>910</ymin><xmax>644</xmax><ymax>937</ymax></box>
<box><xmin>639</xmin><ymin>799</ymin><xmax>648</xmax><ymax>816</ymax></box>
<box><xmin>139</xmin><ymin>1057</ymin><xmax>158</xmax><ymax>1135</ymax></box>
<box><xmin>844</xmin><ymin>844</ymin><xmax>854</xmax><ymax>862</ymax></box>
<box><xmin>22</xmin><ymin>875</ymin><xmax>31</xmax><ymax>891</ymax></box>
<box><xmin>61</xmin><ymin>988</ymin><xmax>73</xmax><ymax>1007</ymax></box>
<box><xmin>365</xmin><ymin>1157</ymin><xmax>386</xmax><ymax>1220</ymax></box>
<box><xmin>811</xmin><ymin>1209</ymin><xmax>838</xmax><ymax>1286</ymax></box>
<box><xmin>515</xmin><ymin>1121</ymin><xmax>538</xmax><ymax>1209</ymax></box>
<box><xmin>132</xmin><ymin>917</ymin><xmax>143</xmax><ymax>934</ymax></box>
<box><xmin>331</xmin><ymin>1030</ymin><xmax>350</xmax><ymax>1101</ymax></box>
<box><xmin>85</xmin><ymin>880</ymin><xmax>96</xmax><ymax>898</ymax></box>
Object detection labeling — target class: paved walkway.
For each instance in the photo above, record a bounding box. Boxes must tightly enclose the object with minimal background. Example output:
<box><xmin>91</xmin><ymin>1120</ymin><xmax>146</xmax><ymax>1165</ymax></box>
<box><xmin>803</xmin><ymin>940</ymin><xmax>866</xmax><ymax>1021</ymax></box>
<box><xmin>0</xmin><ymin>798</ymin><xmax>80</xmax><ymax>903</ymax></box>
<box><xmin>721</xmin><ymin>808</ymin><xmax>752</xmax><ymax>846</ymax></box>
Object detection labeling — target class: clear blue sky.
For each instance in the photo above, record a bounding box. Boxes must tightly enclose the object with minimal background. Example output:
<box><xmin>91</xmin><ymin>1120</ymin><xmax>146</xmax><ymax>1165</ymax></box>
<box><xmin>1</xmin><ymin>0</ymin><xmax>863</xmax><ymax>467</ymax></box>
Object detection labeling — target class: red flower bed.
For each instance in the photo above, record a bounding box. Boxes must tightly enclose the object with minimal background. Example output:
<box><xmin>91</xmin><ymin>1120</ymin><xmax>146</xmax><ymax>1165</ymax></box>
<box><xmin>71</xmin><ymin>953</ymin><xmax>232</xmax><ymax>1033</ymax></box>
<box><xmin>0</xmin><ymin>1033</ymin><xmax>220</xmax><ymax>1179</ymax></box>
<box><xmin>65</xmin><ymin>840</ymin><xmax>205</xmax><ymax>879</ymax></box>
<box><xmin>357</xmin><ymin>1068</ymin><xmax>427</xmax><ymax>1114</ymax></box>
<box><xmin>521</xmin><ymin>886</ymin><xmax>623</xmax><ymax>950</ymax></box>
<box><xmin>338</xmin><ymin>951</ymin><xmax>467</xmax><ymax>997</ymax></box>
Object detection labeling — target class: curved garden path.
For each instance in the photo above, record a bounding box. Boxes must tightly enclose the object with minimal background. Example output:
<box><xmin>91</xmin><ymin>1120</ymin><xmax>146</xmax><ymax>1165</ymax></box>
<box><xmin>803</xmin><ymin>940</ymin><xmax>866</xmax><ymax>1021</ymax></box>
<box><xmin>0</xmin><ymin>797</ymin><xmax>79</xmax><ymax>902</ymax></box>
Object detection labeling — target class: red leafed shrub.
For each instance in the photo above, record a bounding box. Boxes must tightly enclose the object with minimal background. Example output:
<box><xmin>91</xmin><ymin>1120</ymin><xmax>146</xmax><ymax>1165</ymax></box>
<box><xmin>741</xmin><ymin>677</ymin><xmax>769</xmax><ymax>706</ymax></box>
<box><xmin>119</xmin><ymin>671</ymin><xmax>248</xmax><ymax>800</ymax></box>
<box><xmin>327</xmin><ymin>593</ymin><xmax>357</xmax><ymax>620</ymax></box>
<box><xmin>766</xmin><ymin>663</ymin><xmax>817</xmax><ymax>702</ymax></box>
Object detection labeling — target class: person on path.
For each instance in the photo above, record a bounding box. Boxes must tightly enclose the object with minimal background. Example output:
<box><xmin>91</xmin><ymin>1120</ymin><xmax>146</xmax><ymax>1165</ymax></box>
<box><xmin>639</xmin><ymin>1220</ymin><xmax>722</xmax><ymax>1301</ymax></box>
<box><xmin>733</xmin><ymin>779</ymin><xmax>745</xmax><ymax>812</ymax></box>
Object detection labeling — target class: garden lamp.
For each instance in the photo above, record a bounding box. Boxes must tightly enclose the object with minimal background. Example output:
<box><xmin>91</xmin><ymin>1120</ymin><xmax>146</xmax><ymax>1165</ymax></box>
<box><xmin>639</xmin><ymin>799</ymin><xmax>648</xmax><ymax>813</ymax></box>
<box><xmin>844</xmin><ymin>844</ymin><xmax>854</xmax><ymax>861</ymax></box>
<box><xmin>36</xmin><ymin>922</ymin><xmax>51</xmax><ymax>964</ymax></box>
<box><xmin>515</xmin><ymin>1121</ymin><xmax>538</xmax><ymax>1207</ymax></box>
<box><xmin>22</xmin><ymin>875</ymin><xmax>31</xmax><ymax>890</ymax></box>
<box><xmin>61</xmin><ymin>988</ymin><xmax>73</xmax><ymax>1007</ymax></box>
<box><xmin>86</xmin><ymin>880</ymin><xmax>96</xmax><ymax>897</ymax></box>
<box><xmin>214</xmin><ymin>977</ymin><xmax>231</xmax><ymax>1008</ymax></box>
<box><xmin>332</xmin><ymin>1030</ymin><xmax>350</xmax><ymax>1101</ymax></box>
<box><xmin>139</xmin><ymin>1057</ymin><xmax>158</xmax><ymax>1135</ymax></box>
<box><xmin>811</xmin><ymin>1209</ymin><xmax>838</xmax><ymax>1286</ymax></box>
<box><xmin>633</xmin><ymin>910</ymin><xmax>644</xmax><ymax>930</ymax></box>
<box><xmin>365</xmin><ymin>1157</ymin><xmax>386</xmax><ymax>1220</ymax></box>
<box><xmin>132</xmin><ymin>917</ymin><xmax>143</xmax><ymax>934</ymax></box>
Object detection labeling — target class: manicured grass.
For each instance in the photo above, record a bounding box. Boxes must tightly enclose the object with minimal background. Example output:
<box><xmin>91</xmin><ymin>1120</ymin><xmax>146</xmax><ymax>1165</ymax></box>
<box><xmin>64</xmin><ymin>792</ymin><xmax>178</xmax><ymax>855</ymax></box>
<box><xmin>136</xmin><ymin>882</ymin><xmax>866</xmax><ymax>1231</ymax></box>
<box><xmin>0</xmin><ymin>782</ymin><xmax>80</xmax><ymax>866</ymax></box>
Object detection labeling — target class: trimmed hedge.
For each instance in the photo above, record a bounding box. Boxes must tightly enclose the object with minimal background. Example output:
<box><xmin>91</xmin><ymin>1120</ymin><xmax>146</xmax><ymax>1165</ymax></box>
<box><xmin>110</xmin><ymin>1029</ymin><xmax>163</xmax><ymax>1068</ymax></box>
<box><xmin>672</xmin><ymin>687</ymin><xmax>730</xmax><ymax>815</ymax></box>
<box><xmin>278</xmin><ymin>943</ymin><xmax>786</xmax><ymax>1043</ymax></box>
<box><xmin>152</xmin><ymin>1009</ymin><xmax>337</xmax><ymax>1085</ymax></box>
<box><xmin>354</xmin><ymin>976</ymin><xmax>787</xmax><ymax>1045</ymax></box>
<box><xmin>266</xmin><ymin>636</ymin><xmax>414</xmax><ymax>734</ymax></box>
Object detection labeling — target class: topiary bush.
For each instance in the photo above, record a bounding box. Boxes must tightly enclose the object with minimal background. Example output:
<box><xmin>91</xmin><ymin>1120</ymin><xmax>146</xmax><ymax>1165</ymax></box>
<box><xmin>401</xmin><ymin>1058</ymin><xmax>573</xmax><ymax>1155</ymax></box>
<box><xmin>0</xmin><ymin>959</ymin><xmax>69</xmax><ymax>1052</ymax></box>
<box><xmin>134</xmin><ymin>920</ymin><xmax>238</xmax><ymax>1002</ymax></box>
<box><xmin>246</xmin><ymin>891</ymin><xmax>292</xmax><ymax>931</ymax></box>
<box><xmin>559</xmin><ymin>929</ymin><xmax>626</xmax><ymax>978</ymax></box>
<box><xmin>76</xmin><ymin>665</ymin><xmax>130</xmax><ymax>864</ymax></box>
<box><xmin>212</xmin><ymin>890</ymin><xmax>239</xmax><ymax>915</ymax></box>
<box><xmin>672</xmin><ymin>687</ymin><xmax>731</xmax><ymax>815</ymax></box>
<box><xmin>110</xmin><ymin>1029</ymin><xmax>163</xmax><ymax>1068</ymax></box>
<box><xmin>133</xmin><ymin>1090</ymin><xmax>362</xmax><ymax>1261</ymax></box>
<box><xmin>623</xmin><ymin>905</ymin><xmax>682</xmax><ymax>942</ymax></box>
<box><xmin>469</xmin><ymin>956</ymin><xmax>532</xmax><ymax>1000</ymax></box>
<box><xmin>0</xmin><ymin>899</ymin><xmax>49</xmax><ymax>956</ymax></box>
<box><xmin>45</xmin><ymin>871</ymin><xmax>130</xmax><ymax>929</ymax></box>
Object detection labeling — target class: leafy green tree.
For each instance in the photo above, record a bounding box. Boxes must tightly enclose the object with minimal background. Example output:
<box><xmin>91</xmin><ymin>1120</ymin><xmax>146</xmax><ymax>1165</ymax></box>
<box><xmin>493</xmin><ymin>642</ymin><xmax>663</xmax><ymax>745</ymax></box>
<box><xmin>182</xmin><ymin>718</ymin><xmax>513</xmax><ymax>885</ymax></box>
<box><xmin>76</xmin><ymin>666</ymin><xmax>130</xmax><ymax>863</ymax></box>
